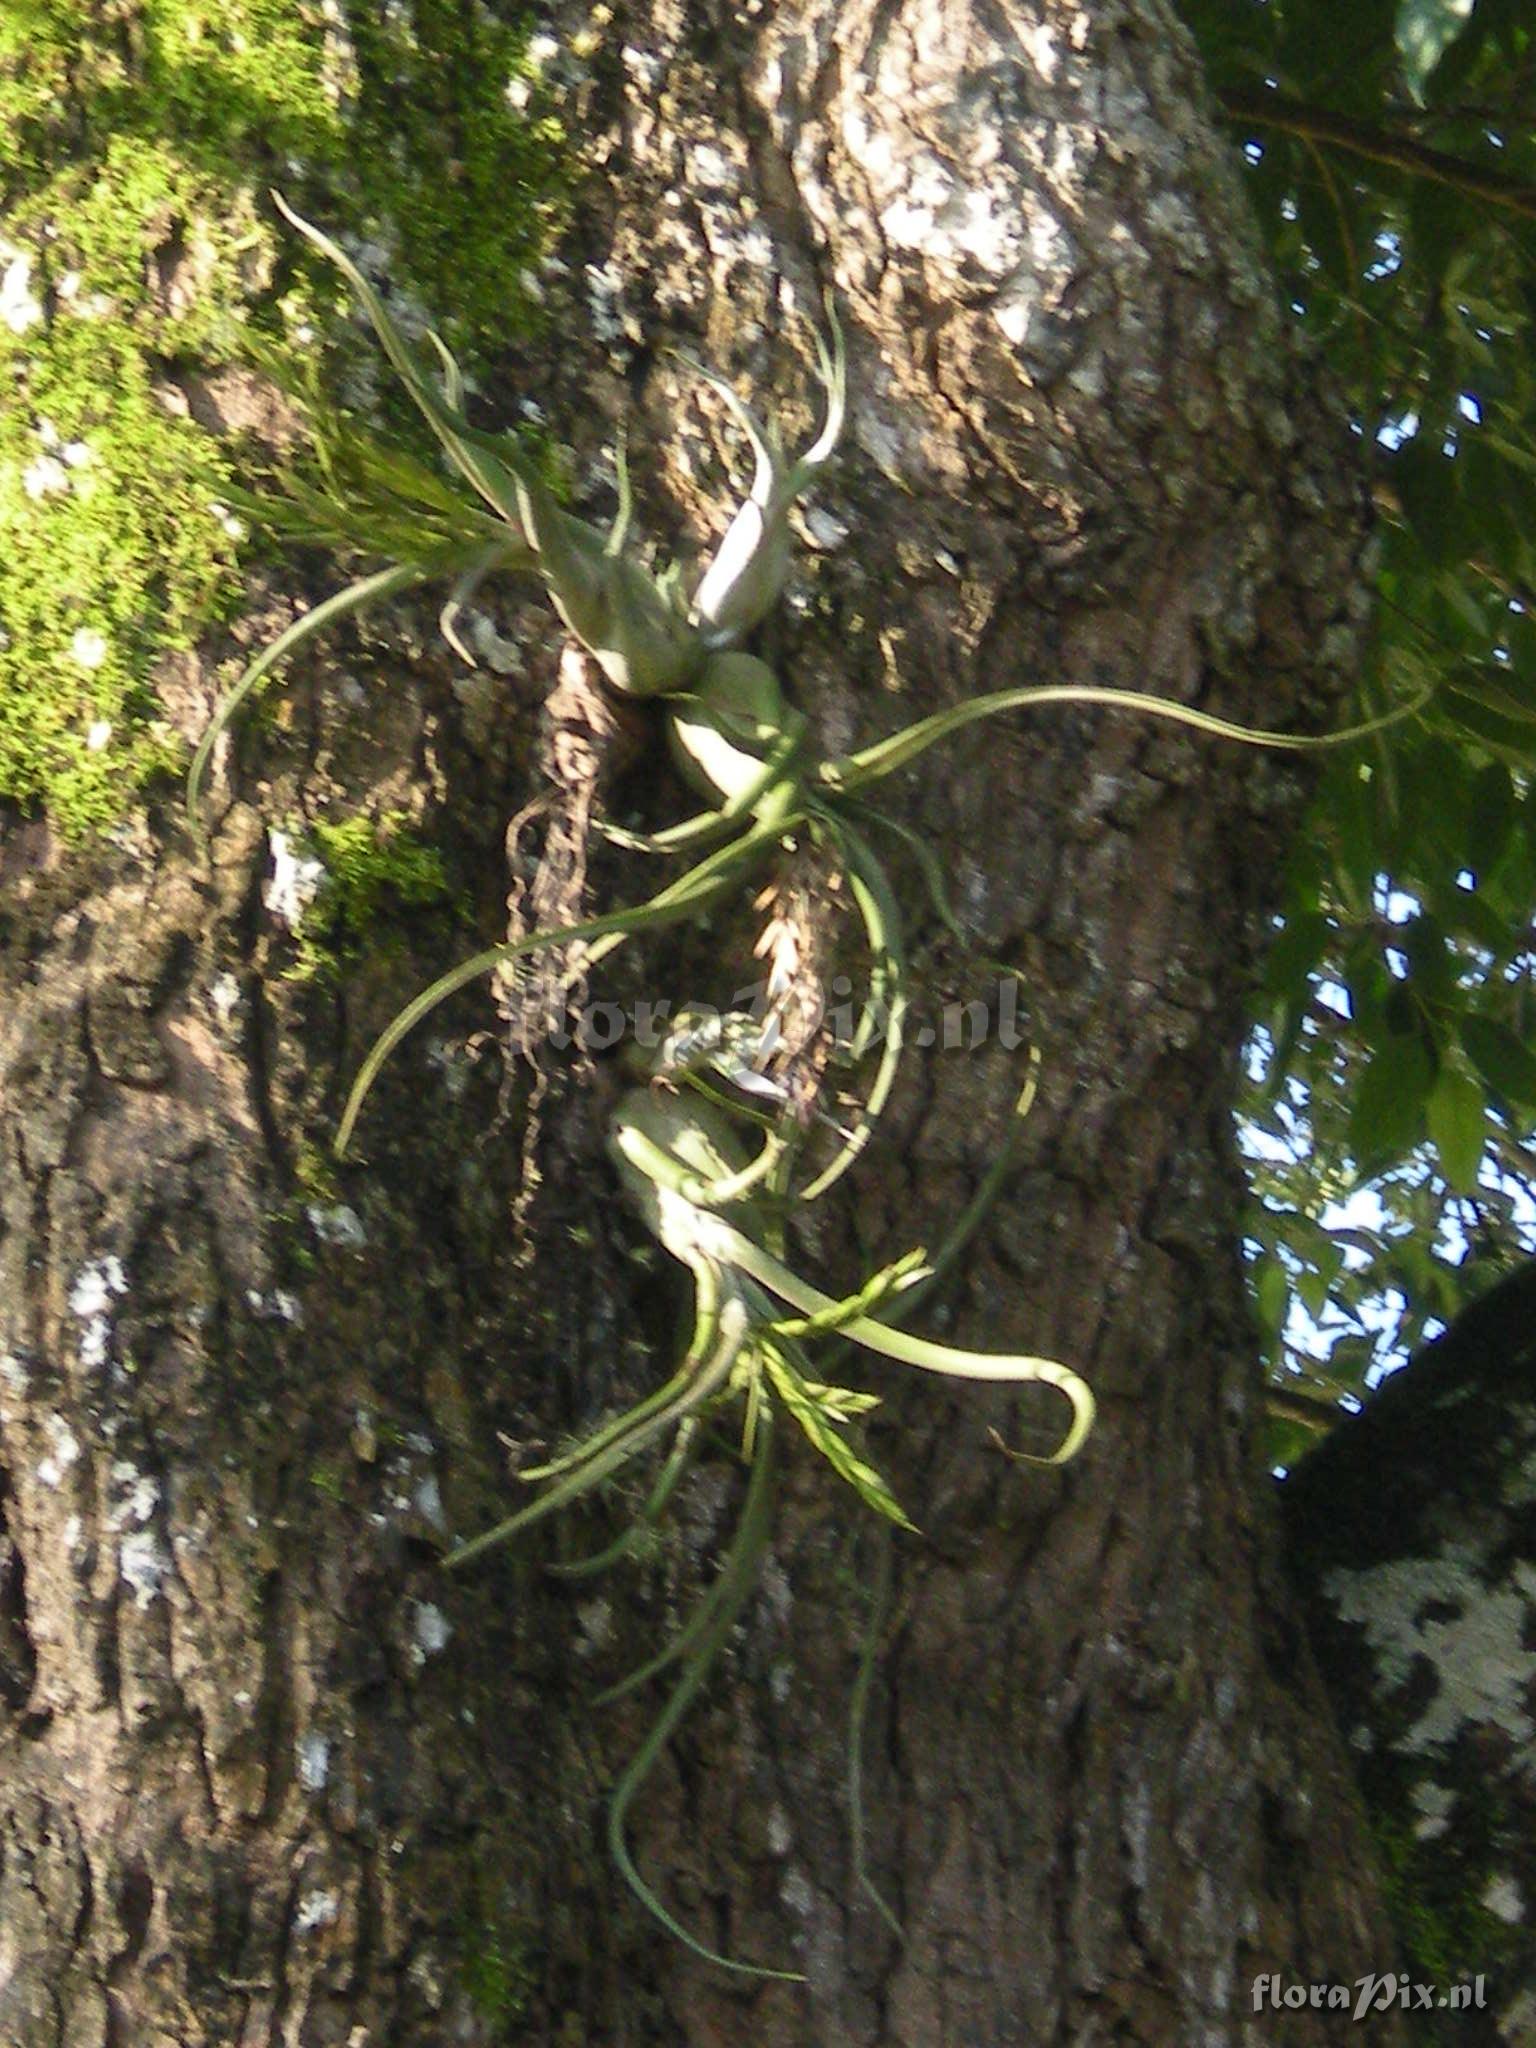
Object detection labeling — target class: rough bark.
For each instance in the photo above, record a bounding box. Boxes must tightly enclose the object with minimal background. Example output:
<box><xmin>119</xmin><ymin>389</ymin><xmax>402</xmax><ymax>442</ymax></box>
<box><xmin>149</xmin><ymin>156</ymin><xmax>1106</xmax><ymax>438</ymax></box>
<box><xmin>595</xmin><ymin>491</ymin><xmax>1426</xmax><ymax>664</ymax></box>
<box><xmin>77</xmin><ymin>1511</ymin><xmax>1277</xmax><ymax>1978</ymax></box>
<box><xmin>1284</xmin><ymin>1259</ymin><xmax>1536</xmax><ymax>2046</ymax></box>
<box><xmin>0</xmin><ymin>1</ymin><xmax>1410</xmax><ymax>2043</ymax></box>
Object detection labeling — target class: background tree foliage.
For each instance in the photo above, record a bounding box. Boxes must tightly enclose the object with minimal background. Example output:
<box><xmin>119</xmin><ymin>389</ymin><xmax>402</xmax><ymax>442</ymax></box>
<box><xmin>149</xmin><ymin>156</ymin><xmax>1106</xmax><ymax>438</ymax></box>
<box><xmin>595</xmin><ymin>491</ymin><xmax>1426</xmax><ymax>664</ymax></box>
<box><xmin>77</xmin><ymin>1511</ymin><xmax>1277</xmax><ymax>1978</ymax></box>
<box><xmin>1180</xmin><ymin>0</ymin><xmax>1536</xmax><ymax>1451</ymax></box>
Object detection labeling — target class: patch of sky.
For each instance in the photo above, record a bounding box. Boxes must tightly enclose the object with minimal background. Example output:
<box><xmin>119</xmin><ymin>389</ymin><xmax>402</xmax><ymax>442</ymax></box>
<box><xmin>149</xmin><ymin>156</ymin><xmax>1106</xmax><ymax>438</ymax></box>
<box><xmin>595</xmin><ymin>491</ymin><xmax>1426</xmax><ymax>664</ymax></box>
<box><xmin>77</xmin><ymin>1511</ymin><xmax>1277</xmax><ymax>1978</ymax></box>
<box><xmin>1365</xmin><ymin>231</ymin><xmax>1402</xmax><ymax>284</ymax></box>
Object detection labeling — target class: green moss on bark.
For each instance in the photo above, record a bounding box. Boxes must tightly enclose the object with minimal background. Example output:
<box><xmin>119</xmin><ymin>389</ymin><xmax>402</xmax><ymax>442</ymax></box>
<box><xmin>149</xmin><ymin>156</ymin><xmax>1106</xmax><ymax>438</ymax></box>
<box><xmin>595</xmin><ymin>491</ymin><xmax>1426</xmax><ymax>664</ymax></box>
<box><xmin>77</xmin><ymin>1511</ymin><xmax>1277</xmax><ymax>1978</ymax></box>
<box><xmin>290</xmin><ymin>809</ymin><xmax>455</xmax><ymax>982</ymax></box>
<box><xmin>0</xmin><ymin>0</ymin><xmax>567</xmax><ymax>833</ymax></box>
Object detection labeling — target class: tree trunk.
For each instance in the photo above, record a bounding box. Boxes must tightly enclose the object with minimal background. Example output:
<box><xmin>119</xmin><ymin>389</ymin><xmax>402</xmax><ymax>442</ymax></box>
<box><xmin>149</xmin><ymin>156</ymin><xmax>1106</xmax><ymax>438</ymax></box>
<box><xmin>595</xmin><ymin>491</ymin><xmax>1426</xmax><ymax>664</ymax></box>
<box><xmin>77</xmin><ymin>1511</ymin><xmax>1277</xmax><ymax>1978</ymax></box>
<box><xmin>0</xmin><ymin>1</ymin><xmax>1407</xmax><ymax>2042</ymax></box>
<box><xmin>1284</xmin><ymin>1259</ymin><xmax>1536</xmax><ymax>2046</ymax></box>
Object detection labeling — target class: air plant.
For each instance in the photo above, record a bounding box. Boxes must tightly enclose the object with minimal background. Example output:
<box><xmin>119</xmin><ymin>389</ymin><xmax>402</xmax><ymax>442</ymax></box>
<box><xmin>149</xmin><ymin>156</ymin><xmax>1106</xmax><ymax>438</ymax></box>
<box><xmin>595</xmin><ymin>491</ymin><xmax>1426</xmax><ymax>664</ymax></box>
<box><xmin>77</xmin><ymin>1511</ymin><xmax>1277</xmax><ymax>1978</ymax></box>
<box><xmin>439</xmin><ymin>1071</ymin><xmax>1085</xmax><ymax>1978</ymax></box>
<box><xmin>191</xmin><ymin>198</ymin><xmax>1428</xmax><ymax>1973</ymax></box>
<box><xmin>192</xmin><ymin>200</ymin><xmax>1419</xmax><ymax>1179</ymax></box>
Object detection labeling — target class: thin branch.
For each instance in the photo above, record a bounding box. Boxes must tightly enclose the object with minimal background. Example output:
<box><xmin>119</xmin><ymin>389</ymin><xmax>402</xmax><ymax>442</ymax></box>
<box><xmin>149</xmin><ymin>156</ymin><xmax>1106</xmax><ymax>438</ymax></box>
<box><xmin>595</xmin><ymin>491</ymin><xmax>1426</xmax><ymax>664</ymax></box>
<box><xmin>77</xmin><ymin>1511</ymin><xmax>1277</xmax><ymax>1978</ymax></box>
<box><xmin>1266</xmin><ymin>1385</ymin><xmax>1348</xmax><ymax>1434</ymax></box>
<box><xmin>1221</xmin><ymin>89</ymin><xmax>1536</xmax><ymax>223</ymax></box>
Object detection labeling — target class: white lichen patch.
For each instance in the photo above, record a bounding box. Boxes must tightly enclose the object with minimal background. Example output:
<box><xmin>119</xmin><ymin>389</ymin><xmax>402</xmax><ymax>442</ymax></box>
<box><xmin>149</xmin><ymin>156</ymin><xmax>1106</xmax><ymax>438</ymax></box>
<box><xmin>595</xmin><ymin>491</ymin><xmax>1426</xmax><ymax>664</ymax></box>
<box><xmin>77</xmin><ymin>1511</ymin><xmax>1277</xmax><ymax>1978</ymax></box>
<box><xmin>1483</xmin><ymin>1874</ymin><xmax>1525</xmax><ymax>1924</ymax></box>
<box><xmin>757</xmin><ymin>1556</ymin><xmax>794</xmax><ymax>1625</ymax></box>
<box><xmin>410</xmin><ymin>1600</ymin><xmax>452</xmax><ymax>1666</ymax></box>
<box><xmin>736</xmin><ymin>222</ymin><xmax>776</xmax><ymax>269</ymax></box>
<box><xmin>1323</xmin><ymin>1546</ymin><xmax>1536</xmax><ymax>1758</ymax></box>
<box><xmin>245</xmin><ymin>1288</ymin><xmax>301</xmax><ymax>1324</ymax></box>
<box><xmin>1145</xmin><ymin>189</ymin><xmax>1209</xmax><ymax>265</ymax></box>
<box><xmin>107</xmin><ymin>1462</ymin><xmax>161</xmax><ymax>1532</ymax></box>
<box><xmin>585</xmin><ymin>260</ymin><xmax>628</xmax><ymax>348</ymax></box>
<box><xmin>208</xmin><ymin>971</ymin><xmax>241</xmax><ymax>1026</ymax></box>
<box><xmin>799</xmin><ymin>505</ymin><xmax>850</xmax><ymax>550</ymax></box>
<box><xmin>70</xmin><ymin>1255</ymin><xmax>127</xmax><ymax>1372</ymax></box>
<box><xmin>574</xmin><ymin>1596</ymin><xmax>612</xmax><ymax>1658</ymax></box>
<box><xmin>70</xmin><ymin>627</ymin><xmax>108</xmax><ymax>671</ymax></box>
<box><xmin>294</xmin><ymin>1887</ymin><xmax>340</xmax><ymax>1934</ymax></box>
<box><xmin>263</xmin><ymin>828</ymin><xmax>325</xmax><ymax>931</ymax></box>
<box><xmin>993</xmin><ymin>284</ymin><xmax>1037</xmax><ymax>349</ymax></box>
<box><xmin>69</xmin><ymin>1257</ymin><xmax>127</xmax><ymax>1319</ymax></box>
<box><xmin>466</xmin><ymin>610</ymin><xmax>522</xmax><ymax>675</ymax></box>
<box><xmin>1123</xmin><ymin>1774</ymin><xmax>1154</xmax><ymax>1891</ymax></box>
<box><xmin>840</xmin><ymin>48</ymin><xmax>1087</xmax><ymax>294</ymax></box>
<box><xmin>687</xmin><ymin>142</ymin><xmax>739</xmax><ymax>191</ymax></box>
<box><xmin>411</xmin><ymin>1472</ymin><xmax>445</xmax><ymax>1531</ymax></box>
<box><xmin>879</xmin><ymin>155</ymin><xmax>960</xmax><ymax>256</ymax></box>
<box><xmin>298</xmin><ymin>1732</ymin><xmax>332</xmax><ymax>1792</ymax></box>
<box><xmin>424</xmin><ymin>1037</ymin><xmax>472</xmax><ymax>1101</ymax></box>
<box><xmin>621</xmin><ymin>41</ymin><xmax>662</xmax><ymax>89</ymax></box>
<box><xmin>1410</xmin><ymin>1777</ymin><xmax>1456</xmax><ymax>1841</ymax></box>
<box><xmin>37</xmin><ymin>1412</ymin><xmax>81</xmax><ymax>1489</ymax></box>
<box><xmin>306</xmin><ymin>1203</ymin><xmax>367</xmax><ymax>1250</ymax></box>
<box><xmin>0</xmin><ymin>243</ymin><xmax>43</xmax><ymax>335</ymax></box>
<box><xmin>22</xmin><ymin>452</ymin><xmax>69</xmax><ymax>501</ymax></box>
<box><xmin>119</xmin><ymin>1527</ymin><xmax>171</xmax><ymax>1608</ymax></box>
<box><xmin>1017</xmin><ymin>16</ymin><xmax>1061</xmax><ymax>81</ymax></box>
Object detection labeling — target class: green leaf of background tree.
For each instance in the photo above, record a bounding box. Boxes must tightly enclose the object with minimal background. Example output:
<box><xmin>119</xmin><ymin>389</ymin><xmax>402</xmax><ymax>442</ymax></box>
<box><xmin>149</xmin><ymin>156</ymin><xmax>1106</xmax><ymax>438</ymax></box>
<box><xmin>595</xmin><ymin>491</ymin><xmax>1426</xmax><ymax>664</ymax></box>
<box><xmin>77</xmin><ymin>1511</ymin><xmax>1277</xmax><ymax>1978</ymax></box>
<box><xmin>1183</xmin><ymin>0</ymin><xmax>1536</xmax><ymax>1410</ymax></box>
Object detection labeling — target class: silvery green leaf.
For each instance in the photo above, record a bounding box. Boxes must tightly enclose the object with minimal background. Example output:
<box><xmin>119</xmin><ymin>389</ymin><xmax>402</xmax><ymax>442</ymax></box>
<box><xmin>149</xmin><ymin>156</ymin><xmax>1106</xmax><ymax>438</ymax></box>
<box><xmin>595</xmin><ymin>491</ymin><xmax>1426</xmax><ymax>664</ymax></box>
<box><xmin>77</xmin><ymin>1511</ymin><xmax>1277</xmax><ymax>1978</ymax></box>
<box><xmin>686</xmin><ymin>304</ymin><xmax>845</xmax><ymax>645</ymax></box>
<box><xmin>763</xmin><ymin>1348</ymin><xmax>915</xmax><ymax>1529</ymax></box>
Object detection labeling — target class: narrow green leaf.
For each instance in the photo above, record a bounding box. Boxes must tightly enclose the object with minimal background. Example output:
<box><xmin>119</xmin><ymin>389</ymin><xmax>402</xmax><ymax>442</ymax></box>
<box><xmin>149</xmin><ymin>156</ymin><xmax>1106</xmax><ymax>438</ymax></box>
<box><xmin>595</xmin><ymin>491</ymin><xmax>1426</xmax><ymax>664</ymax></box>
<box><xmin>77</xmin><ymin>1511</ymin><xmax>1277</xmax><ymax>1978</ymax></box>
<box><xmin>1401</xmin><ymin>914</ymin><xmax>1454</xmax><ymax>999</ymax></box>
<box><xmin>1467</xmin><ymin>762</ymin><xmax>1517</xmax><ymax>875</ymax></box>
<box><xmin>1442</xmin><ymin>691</ymin><xmax>1536</xmax><ymax>772</ymax></box>
<box><xmin>763</xmin><ymin>1351</ymin><xmax>915</xmax><ymax>1530</ymax></box>
<box><xmin>1350</xmin><ymin>1027</ymin><xmax>1434</xmax><ymax>1165</ymax></box>
<box><xmin>187</xmin><ymin>564</ymin><xmax>422</xmax><ymax>830</ymax></box>
<box><xmin>1264</xmin><ymin>909</ymin><xmax>1332</xmax><ymax>999</ymax></box>
<box><xmin>1460</xmin><ymin>1015</ymin><xmax>1536</xmax><ymax>1107</ymax></box>
<box><xmin>1395</xmin><ymin>439</ymin><xmax>1462</xmax><ymax>564</ymax></box>
<box><xmin>766</xmin><ymin>1249</ymin><xmax>928</xmax><ymax>1342</ymax></box>
<box><xmin>1296</xmin><ymin>1266</ymin><xmax>1329</xmax><ymax>1319</ymax></box>
<box><xmin>1344</xmin><ymin>935</ymin><xmax>1389</xmax><ymax>1032</ymax></box>
<box><xmin>1331</xmin><ymin>766</ymin><xmax>1382</xmax><ymax>919</ymax></box>
<box><xmin>1255</xmin><ymin>1259</ymin><xmax>1289</xmax><ymax>1337</ymax></box>
<box><xmin>1426</xmin><ymin>1064</ymin><xmax>1487</xmax><ymax>1192</ymax></box>
<box><xmin>1433</xmin><ymin>878</ymin><xmax>1515</xmax><ymax>954</ymax></box>
<box><xmin>795</xmin><ymin>1382</ymin><xmax>883</xmax><ymax>1419</ymax></box>
<box><xmin>1296</xmin><ymin>1242</ymin><xmax>1343</xmax><ymax>1318</ymax></box>
<box><xmin>1444</xmin><ymin>676</ymin><xmax>1536</xmax><ymax>729</ymax></box>
<box><xmin>272</xmin><ymin>194</ymin><xmax>531</xmax><ymax>527</ymax></box>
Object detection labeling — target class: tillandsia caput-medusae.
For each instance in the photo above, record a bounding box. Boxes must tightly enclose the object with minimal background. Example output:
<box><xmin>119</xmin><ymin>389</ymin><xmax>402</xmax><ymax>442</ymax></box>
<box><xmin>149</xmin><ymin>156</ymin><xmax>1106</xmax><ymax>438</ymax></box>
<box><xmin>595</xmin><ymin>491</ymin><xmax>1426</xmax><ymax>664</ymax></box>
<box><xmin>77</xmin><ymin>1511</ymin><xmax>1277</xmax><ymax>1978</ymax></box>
<box><xmin>192</xmin><ymin>198</ymin><xmax>1427</xmax><ymax>1975</ymax></box>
